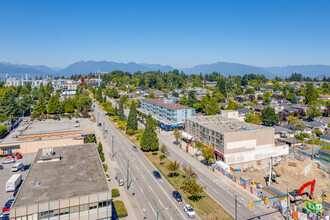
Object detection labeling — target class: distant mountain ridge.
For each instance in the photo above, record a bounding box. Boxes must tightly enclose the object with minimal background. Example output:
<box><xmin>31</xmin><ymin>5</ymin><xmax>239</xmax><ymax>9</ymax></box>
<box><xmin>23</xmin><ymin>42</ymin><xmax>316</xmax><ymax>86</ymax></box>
<box><xmin>1</xmin><ymin>60</ymin><xmax>330</xmax><ymax>79</ymax></box>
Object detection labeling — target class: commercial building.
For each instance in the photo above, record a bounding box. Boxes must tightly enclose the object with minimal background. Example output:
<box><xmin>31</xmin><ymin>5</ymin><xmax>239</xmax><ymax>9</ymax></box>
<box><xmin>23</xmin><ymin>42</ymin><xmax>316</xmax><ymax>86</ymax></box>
<box><xmin>10</xmin><ymin>144</ymin><xmax>111</xmax><ymax>220</ymax></box>
<box><xmin>185</xmin><ymin>110</ymin><xmax>288</xmax><ymax>165</ymax></box>
<box><xmin>138</xmin><ymin>98</ymin><xmax>195</xmax><ymax>130</ymax></box>
<box><xmin>0</xmin><ymin>119</ymin><xmax>93</xmax><ymax>154</ymax></box>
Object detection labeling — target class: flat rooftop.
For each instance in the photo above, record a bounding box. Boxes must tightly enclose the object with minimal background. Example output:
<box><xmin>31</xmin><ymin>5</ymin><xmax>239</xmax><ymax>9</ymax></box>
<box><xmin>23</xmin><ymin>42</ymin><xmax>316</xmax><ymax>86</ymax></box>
<box><xmin>142</xmin><ymin>98</ymin><xmax>193</xmax><ymax>110</ymax></box>
<box><xmin>13</xmin><ymin>143</ymin><xmax>109</xmax><ymax>207</ymax></box>
<box><xmin>0</xmin><ymin>118</ymin><xmax>92</xmax><ymax>144</ymax></box>
<box><xmin>186</xmin><ymin>115</ymin><xmax>272</xmax><ymax>133</ymax></box>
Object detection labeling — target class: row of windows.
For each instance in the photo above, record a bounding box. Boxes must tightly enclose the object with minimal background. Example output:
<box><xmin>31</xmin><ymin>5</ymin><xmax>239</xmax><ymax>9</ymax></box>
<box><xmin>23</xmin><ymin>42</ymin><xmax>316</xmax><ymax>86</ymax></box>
<box><xmin>38</xmin><ymin>200</ymin><xmax>111</xmax><ymax>219</ymax></box>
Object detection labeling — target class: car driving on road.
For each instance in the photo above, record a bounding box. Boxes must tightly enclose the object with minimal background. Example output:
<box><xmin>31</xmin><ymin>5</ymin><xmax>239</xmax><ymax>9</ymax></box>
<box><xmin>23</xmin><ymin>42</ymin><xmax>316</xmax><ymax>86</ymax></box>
<box><xmin>184</xmin><ymin>204</ymin><xmax>196</xmax><ymax>218</ymax></box>
<box><xmin>172</xmin><ymin>191</ymin><xmax>182</xmax><ymax>202</ymax></box>
<box><xmin>153</xmin><ymin>170</ymin><xmax>161</xmax><ymax>179</ymax></box>
<box><xmin>131</xmin><ymin>145</ymin><xmax>138</xmax><ymax>151</ymax></box>
<box><xmin>21</xmin><ymin>164</ymin><xmax>31</xmax><ymax>171</ymax></box>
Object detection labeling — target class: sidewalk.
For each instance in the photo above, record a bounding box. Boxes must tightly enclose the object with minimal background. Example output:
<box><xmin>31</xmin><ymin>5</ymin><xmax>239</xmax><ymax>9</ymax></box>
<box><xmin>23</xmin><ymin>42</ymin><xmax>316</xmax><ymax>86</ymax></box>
<box><xmin>93</xmin><ymin>121</ymin><xmax>141</xmax><ymax>220</ymax></box>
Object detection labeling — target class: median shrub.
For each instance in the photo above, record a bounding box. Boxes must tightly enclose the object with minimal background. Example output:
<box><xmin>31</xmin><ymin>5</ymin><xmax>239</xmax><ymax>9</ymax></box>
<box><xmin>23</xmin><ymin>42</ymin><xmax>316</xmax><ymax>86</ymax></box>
<box><xmin>112</xmin><ymin>188</ymin><xmax>120</xmax><ymax>198</ymax></box>
<box><xmin>103</xmin><ymin>164</ymin><xmax>108</xmax><ymax>172</ymax></box>
<box><xmin>113</xmin><ymin>200</ymin><xmax>127</xmax><ymax>218</ymax></box>
<box><xmin>0</xmin><ymin>125</ymin><xmax>7</xmax><ymax>136</ymax></box>
<box><xmin>126</xmin><ymin>129</ymin><xmax>135</xmax><ymax>136</ymax></box>
<box><xmin>99</xmin><ymin>153</ymin><xmax>105</xmax><ymax>162</ymax></box>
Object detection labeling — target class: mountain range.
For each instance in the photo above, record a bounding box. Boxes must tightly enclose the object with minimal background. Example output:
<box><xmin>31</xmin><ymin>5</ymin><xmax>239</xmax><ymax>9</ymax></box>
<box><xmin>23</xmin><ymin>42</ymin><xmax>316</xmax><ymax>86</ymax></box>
<box><xmin>1</xmin><ymin>60</ymin><xmax>330</xmax><ymax>79</ymax></box>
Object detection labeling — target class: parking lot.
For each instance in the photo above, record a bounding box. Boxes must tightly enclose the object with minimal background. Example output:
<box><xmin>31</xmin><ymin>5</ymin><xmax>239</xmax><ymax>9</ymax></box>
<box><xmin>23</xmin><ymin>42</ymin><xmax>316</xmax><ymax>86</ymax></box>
<box><xmin>0</xmin><ymin>153</ymin><xmax>36</xmax><ymax>211</ymax></box>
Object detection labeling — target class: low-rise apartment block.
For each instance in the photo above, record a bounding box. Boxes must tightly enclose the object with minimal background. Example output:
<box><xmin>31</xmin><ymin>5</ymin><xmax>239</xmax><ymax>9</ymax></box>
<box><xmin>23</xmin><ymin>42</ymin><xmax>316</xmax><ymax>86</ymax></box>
<box><xmin>138</xmin><ymin>98</ymin><xmax>195</xmax><ymax>130</ymax></box>
<box><xmin>185</xmin><ymin>110</ymin><xmax>288</xmax><ymax>165</ymax></box>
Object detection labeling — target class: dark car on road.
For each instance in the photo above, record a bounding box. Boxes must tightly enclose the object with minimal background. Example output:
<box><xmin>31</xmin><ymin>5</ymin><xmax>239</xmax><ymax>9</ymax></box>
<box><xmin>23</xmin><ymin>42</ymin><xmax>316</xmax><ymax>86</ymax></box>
<box><xmin>172</xmin><ymin>191</ymin><xmax>182</xmax><ymax>202</ymax></box>
<box><xmin>153</xmin><ymin>171</ymin><xmax>161</xmax><ymax>179</ymax></box>
<box><xmin>21</xmin><ymin>164</ymin><xmax>31</xmax><ymax>171</ymax></box>
<box><xmin>98</xmin><ymin>123</ymin><xmax>102</xmax><ymax>127</ymax></box>
<box><xmin>131</xmin><ymin>145</ymin><xmax>138</xmax><ymax>151</ymax></box>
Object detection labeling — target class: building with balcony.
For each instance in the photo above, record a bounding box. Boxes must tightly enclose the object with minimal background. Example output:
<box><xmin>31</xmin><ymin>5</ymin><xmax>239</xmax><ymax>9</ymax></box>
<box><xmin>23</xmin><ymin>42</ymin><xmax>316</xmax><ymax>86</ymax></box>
<box><xmin>138</xmin><ymin>98</ymin><xmax>195</xmax><ymax>130</ymax></box>
<box><xmin>185</xmin><ymin>111</ymin><xmax>288</xmax><ymax>165</ymax></box>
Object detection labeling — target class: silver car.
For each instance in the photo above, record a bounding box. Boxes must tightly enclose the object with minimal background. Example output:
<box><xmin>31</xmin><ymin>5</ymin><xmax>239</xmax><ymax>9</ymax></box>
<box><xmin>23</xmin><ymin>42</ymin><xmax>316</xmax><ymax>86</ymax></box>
<box><xmin>2</xmin><ymin>158</ymin><xmax>15</xmax><ymax>164</ymax></box>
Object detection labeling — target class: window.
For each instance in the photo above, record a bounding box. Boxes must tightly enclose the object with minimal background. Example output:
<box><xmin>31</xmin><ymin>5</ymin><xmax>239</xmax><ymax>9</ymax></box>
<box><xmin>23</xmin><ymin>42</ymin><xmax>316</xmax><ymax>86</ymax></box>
<box><xmin>70</xmin><ymin>205</ymin><xmax>79</xmax><ymax>214</ymax></box>
<box><xmin>98</xmin><ymin>201</ymin><xmax>108</xmax><ymax>208</ymax></box>
<box><xmin>89</xmin><ymin>202</ymin><xmax>98</xmax><ymax>210</ymax></box>
<box><xmin>60</xmin><ymin>208</ymin><xmax>69</xmax><ymax>215</ymax></box>
<box><xmin>80</xmin><ymin>204</ymin><xmax>89</xmax><ymax>212</ymax></box>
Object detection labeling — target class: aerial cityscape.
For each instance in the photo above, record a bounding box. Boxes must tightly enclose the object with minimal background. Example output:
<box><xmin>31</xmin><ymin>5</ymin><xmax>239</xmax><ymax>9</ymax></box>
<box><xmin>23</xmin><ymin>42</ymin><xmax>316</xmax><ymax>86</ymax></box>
<box><xmin>0</xmin><ymin>1</ymin><xmax>330</xmax><ymax>220</ymax></box>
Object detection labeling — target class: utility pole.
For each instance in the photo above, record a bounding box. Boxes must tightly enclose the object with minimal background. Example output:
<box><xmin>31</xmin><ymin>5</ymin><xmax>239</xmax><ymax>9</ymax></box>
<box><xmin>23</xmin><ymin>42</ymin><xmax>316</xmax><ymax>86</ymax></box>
<box><xmin>280</xmin><ymin>181</ymin><xmax>289</xmax><ymax>220</ymax></box>
<box><xmin>112</xmin><ymin>135</ymin><xmax>114</xmax><ymax>156</ymax></box>
<box><xmin>235</xmin><ymin>196</ymin><xmax>237</xmax><ymax>220</ymax></box>
<box><xmin>127</xmin><ymin>159</ymin><xmax>130</xmax><ymax>190</ymax></box>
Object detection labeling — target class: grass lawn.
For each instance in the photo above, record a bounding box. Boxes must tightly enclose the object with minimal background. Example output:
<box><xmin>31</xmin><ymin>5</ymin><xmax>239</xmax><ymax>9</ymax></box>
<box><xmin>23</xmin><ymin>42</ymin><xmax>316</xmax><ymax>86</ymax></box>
<box><xmin>105</xmin><ymin>112</ymin><xmax>233</xmax><ymax>220</ymax></box>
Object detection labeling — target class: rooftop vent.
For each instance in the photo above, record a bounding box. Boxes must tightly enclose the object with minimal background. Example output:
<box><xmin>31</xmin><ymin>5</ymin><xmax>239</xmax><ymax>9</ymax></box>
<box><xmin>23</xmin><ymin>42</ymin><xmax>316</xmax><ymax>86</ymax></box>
<box><xmin>37</xmin><ymin>148</ymin><xmax>61</xmax><ymax>163</ymax></box>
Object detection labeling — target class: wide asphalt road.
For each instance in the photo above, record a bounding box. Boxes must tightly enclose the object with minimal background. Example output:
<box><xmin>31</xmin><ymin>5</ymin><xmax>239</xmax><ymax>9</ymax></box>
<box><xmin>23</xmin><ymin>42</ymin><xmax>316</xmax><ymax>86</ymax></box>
<box><xmin>93</xmin><ymin>102</ymin><xmax>201</xmax><ymax>220</ymax></box>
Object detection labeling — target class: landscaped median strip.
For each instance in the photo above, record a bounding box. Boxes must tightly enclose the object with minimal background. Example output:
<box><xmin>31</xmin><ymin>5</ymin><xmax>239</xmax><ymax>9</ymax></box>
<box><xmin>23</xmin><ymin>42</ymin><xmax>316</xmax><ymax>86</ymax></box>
<box><xmin>105</xmin><ymin>113</ymin><xmax>233</xmax><ymax>220</ymax></box>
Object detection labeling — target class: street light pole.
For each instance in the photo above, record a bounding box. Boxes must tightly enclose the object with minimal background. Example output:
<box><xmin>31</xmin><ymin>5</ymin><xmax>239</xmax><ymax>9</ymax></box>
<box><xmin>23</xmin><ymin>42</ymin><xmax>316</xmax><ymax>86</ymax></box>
<box><xmin>112</xmin><ymin>135</ymin><xmax>114</xmax><ymax>156</ymax></box>
<box><xmin>280</xmin><ymin>180</ymin><xmax>289</xmax><ymax>220</ymax></box>
<box><xmin>156</xmin><ymin>207</ymin><xmax>168</xmax><ymax>220</ymax></box>
<box><xmin>127</xmin><ymin>159</ymin><xmax>130</xmax><ymax>190</ymax></box>
<box><xmin>235</xmin><ymin>195</ymin><xmax>237</xmax><ymax>220</ymax></box>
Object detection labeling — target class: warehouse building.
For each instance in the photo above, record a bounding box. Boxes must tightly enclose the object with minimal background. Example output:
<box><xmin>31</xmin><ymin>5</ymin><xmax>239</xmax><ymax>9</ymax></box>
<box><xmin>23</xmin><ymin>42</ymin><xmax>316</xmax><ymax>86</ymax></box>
<box><xmin>10</xmin><ymin>144</ymin><xmax>111</xmax><ymax>219</ymax></box>
<box><xmin>185</xmin><ymin>110</ymin><xmax>288</xmax><ymax>165</ymax></box>
<box><xmin>0</xmin><ymin>119</ymin><xmax>93</xmax><ymax>154</ymax></box>
<box><xmin>138</xmin><ymin>98</ymin><xmax>195</xmax><ymax>130</ymax></box>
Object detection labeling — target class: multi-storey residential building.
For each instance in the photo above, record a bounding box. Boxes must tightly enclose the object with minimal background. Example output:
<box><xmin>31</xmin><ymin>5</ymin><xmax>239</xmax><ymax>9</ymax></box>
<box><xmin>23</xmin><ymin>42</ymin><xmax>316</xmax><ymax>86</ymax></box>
<box><xmin>185</xmin><ymin>110</ymin><xmax>288</xmax><ymax>165</ymax></box>
<box><xmin>138</xmin><ymin>98</ymin><xmax>195</xmax><ymax>130</ymax></box>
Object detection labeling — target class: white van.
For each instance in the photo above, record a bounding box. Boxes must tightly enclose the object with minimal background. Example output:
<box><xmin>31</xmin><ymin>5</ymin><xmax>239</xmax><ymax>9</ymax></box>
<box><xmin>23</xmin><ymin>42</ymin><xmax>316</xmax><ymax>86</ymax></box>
<box><xmin>6</xmin><ymin>174</ymin><xmax>22</xmax><ymax>192</ymax></box>
<box><xmin>12</xmin><ymin>163</ymin><xmax>23</xmax><ymax>172</ymax></box>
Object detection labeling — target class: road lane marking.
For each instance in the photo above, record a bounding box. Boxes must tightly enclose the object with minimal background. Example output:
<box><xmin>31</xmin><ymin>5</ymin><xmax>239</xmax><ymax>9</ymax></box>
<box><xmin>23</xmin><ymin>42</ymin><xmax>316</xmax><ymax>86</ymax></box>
<box><xmin>148</xmin><ymin>202</ymin><xmax>157</xmax><ymax>216</ymax></box>
<box><xmin>141</xmin><ymin>174</ymin><xmax>145</xmax><ymax>180</ymax></box>
<box><xmin>149</xmin><ymin>185</ymin><xmax>154</xmax><ymax>192</ymax></box>
<box><xmin>139</xmin><ymin>187</ymin><xmax>144</xmax><ymax>193</ymax></box>
<box><xmin>158</xmin><ymin>199</ymin><xmax>163</xmax><ymax>206</ymax></box>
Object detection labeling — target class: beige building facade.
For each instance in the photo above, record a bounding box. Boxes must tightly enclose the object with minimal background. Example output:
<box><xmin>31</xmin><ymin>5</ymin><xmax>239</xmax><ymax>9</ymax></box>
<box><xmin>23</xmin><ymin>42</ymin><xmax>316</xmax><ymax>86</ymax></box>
<box><xmin>185</xmin><ymin>111</ymin><xmax>288</xmax><ymax>165</ymax></box>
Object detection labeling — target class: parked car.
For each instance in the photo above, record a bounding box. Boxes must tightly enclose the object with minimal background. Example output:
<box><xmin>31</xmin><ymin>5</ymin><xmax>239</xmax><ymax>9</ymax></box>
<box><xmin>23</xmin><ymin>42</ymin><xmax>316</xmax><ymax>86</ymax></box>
<box><xmin>172</xmin><ymin>191</ymin><xmax>182</xmax><ymax>202</ymax></box>
<box><xmin>21</xmin><ymin>164</ymin><xmax>31</xmax><ymax>171</ymax></box>
<box><xmin>0</xmin><ymin>165</ymin><xmax>3</xmax><ymax>170</ymax></box>
<box><xmin>2</xmin><ymin>199</ymin><xmax>14</xmax><ymax>212</ymax></box>
<box><xmin>16</xmin><ymin>153</ymin><xmax>22</xmax><ymax>159</ymax></box>
<box><xmin>0</xmin><ymin>211</ymin><xmax>9</xmax><ymax>220</ymax></box>
<box><xmin>299</xmin><ymin>144</ymin><xmax>307</xmax><ymax>149</ymax></box>
<box><xmin>184</xmin><ymin>204</ymin><xmax>196</xmax><ymax>218</ymax></box>
<box><xmin>153</xmin><ymin>171</ymin><xmax>161</xmax><ymax>179</ymax></box>
<box><xmin>12</xmin><ymin>163</ymin><xmax>23</xmax><ymax>172</ymax></box>
<box><xmin>131</xmin><ymin>145</ymin><xmax>138</xmax><ymax>151</ymax></box>
<box><xmin>98</xmin><ymin>123</ymin><xmax>102</xmax><ymax>127</ymax></box>
<box><xmin>2</xmin><ymin>158</ymin><xmax>15</xmax><ymax>164</ymax></box>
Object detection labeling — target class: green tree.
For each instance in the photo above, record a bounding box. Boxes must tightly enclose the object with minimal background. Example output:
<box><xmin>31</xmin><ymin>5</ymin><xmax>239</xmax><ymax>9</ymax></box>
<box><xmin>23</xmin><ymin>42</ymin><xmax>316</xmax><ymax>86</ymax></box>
<box><xmin>305</xmin><ymin>83</ymin><xmax>318</xmax><ymax>104</ymax></box>
<box><xmin>118</xmin><ymin>98</ymin><xmax>126</xmax><ymax>121</ymax></box>
<box><xmin>216</xmin><ymin>76</ymin><xmax>227</xmax><ymax>98</ymax></box>
<box><xmin>201</xmin><ymin>146</ymin><xmax>215</xmax><ymax>163</ymax></box>
<box><xmin>193</xmin><ymin>103</ymin><xmax>202</xmax><ymax>112</ymax></box>
<box><xmin>226</xmin><ymin>98</ymin><xmax>236</xmax><ymax>110</ymax></box>
<box><xmin>47</xmin><ymin>94</ymin><xmax>60</xmax><ymax>114</ymax></box>
<box><xmin>140</xmin><ymin>114</ymin><xmax>159</xmax><ymax>151</ymax></box>
<box><xmin>76</xmin><ymin>95</ymin><xmax>92</xmax><ymax>112</ymax></box>
<box><xmin>181</xmin><ymin>165</ymin><xmax>205</xmax><ymax>202</ymax></box>
<box><xmin>64</xmin><ymin>97</ymin><xmax>74</xmax><ymax>113</ymax></box>
<box><xmin>159</xmin><ymin>154</ymin><xmax>166</xmax><ymax>164</ymax></box>
<box><xmin>179</xmin><ymin>94</ymin><xmax>188</xmax><ymax>105</ymax></box>
<box><xmin>0</xmin><ymin>89</ymin><xmax>20</xmax><ymax>122</ymax></box>
<box><xmin>173</xmin><ymin>128</ymin><xmax>181</xmax><ymax>144</ymax></box>
<box><xmin>260</xmin><ymin>106</ymin><xmax>278</xmax><ymax>126</ymax></box>
<box><xmin>160</xmin><ymin>144</ymin><xmax>168</xmax><ymax>154</ymax></box>
<box><xmin>307</xmin><ymin>101</ymin><xmax>322</xmax><ymax>119</ymax></box>
<box><xmin>32</xmin><ymin>93</ymin><xmax>47</xmax><ymax>118</ymax></box>
<box><xmin>126</xmin><ymin>100</ymin><xmax>138</xmax><ymax>133</ymax></box>
<box><xmin>187</xmin><ymin>90</ymin><xmax>196</xmax><ymax>107</ymax></box>
<box><xmin>245</xmin><ymin>110</ymin><xmax>261</xmax><ymax>125</ymax></box>
<box><xmin>18</xmin><ymin>95</ymin><xmax>33</xmax><ymax>116</ymax></box>
<box><xmin>205</xmin><ymin>97</ymin><xmax>220</xmax><ymax>115</ymax></box>
<box><xmin>172</xmin><ymin>91</ymin><xmax>179</xmax><ymax>98</ymax></box>
<box><xmin>167</xmin><ymin>160</ymin><xmax>180</xmax><ymax>177</ymax></box>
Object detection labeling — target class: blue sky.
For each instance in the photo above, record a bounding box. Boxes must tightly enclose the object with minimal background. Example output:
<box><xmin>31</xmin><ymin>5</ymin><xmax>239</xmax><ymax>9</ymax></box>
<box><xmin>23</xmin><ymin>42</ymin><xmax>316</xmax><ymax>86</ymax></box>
<box><xmin>0</xmin><ymin>0</ymin><xmax>329</xmax><ymax>68</ymax></box>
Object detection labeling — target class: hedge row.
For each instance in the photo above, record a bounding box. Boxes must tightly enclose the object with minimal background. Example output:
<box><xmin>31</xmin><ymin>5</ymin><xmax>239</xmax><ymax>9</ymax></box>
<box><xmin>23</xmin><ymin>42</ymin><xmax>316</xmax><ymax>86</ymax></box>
<box><xmin>113</xmin><ymin>200</ymin><xmax>127</xmax><ymax>218</ymax></box>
